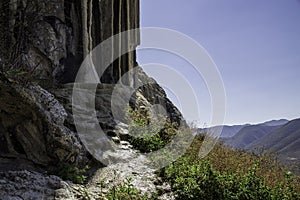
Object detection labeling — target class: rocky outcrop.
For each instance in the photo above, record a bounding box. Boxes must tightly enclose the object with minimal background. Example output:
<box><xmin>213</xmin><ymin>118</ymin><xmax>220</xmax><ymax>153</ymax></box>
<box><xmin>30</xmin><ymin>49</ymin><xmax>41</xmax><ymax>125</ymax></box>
<box><xmin>0</xmin><ymin>170</ymin><xmax>75</xmax><ymax>199</ymax></box>
<box><xmin>0</xmin><ymin>0</ymin><xmax>140</xmax><ymax>86</ymax></box>
<box><xmin>0</xmin><ymin>82</ymin><xmax>177</xmax><ymax>199</ymax></box>
<box><xmin>51</xmin><ymin>67</ymin><xmax>184</xmax><ymax>137</ymax></box>
<box><xmin>0</xmin><ymin>140</ymin><xmax>175</xmax><ymax>199</ymax></box>
<box><xmin>0</xmin><ymin>1</ymin><xmax>185</xmax><ymax>199</ymax></box>
<box><xmin>0</xmin><ymin>68</ymin><xmax>182</xmax><ymax>198</ymax></box>
<box><xmin>0</xmin><ymin>80</ymin><xmax>84</xmax><ymax>169</ymax></box>
<box><xmin>132</xmin><ymin>67</ymin><xmax>185</xmax><ymax>126</ymax></box>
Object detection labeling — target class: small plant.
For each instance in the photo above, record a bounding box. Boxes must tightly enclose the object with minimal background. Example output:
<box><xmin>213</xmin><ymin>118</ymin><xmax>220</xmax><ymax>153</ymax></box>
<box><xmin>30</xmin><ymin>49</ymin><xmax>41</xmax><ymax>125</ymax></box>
<box><xmin>97</xmin><ymin>179</ymin><xmax>107</xmax><ymax>194</ymax></box>
<box><xmin>0</xmin><ymin>66</ymin><xmax>29</xmax><ymax>83</ymax></box>
<box><xmin>106</xmin><ymin>177</ymin><xmax>152</xmax><ymax>200</ymax></box>
<box><xmin>55</xmin><ymin>164</ymin><xmax>89</xmax><ymax>184</ymax></box>
<box><xmin>127</xmin><ymin>107</ymin><xmax>179</xmax><ymax>153</ymax></box>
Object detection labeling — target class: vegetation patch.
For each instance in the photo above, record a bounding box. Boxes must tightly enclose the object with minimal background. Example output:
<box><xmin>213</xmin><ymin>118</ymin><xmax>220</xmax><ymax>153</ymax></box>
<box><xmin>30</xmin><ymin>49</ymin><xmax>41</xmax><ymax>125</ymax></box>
<box><xmin>106</xmin><ymin>178</ymin><xmax>156</xmax><ymax>200</ymax></box>
<box><xmin>127</xmin><ymin>107</ymin><xmax>179</xmax><ymax>153</ymax></box>
<box><xmin>159</xmin><ymin>135</ymin><xmax>300</xmax><ymax>200</ymax></box>
<box><xmin>55</xmin><ymin>164</ymin><xmax>89</xmax><ymax>184</ymax></box>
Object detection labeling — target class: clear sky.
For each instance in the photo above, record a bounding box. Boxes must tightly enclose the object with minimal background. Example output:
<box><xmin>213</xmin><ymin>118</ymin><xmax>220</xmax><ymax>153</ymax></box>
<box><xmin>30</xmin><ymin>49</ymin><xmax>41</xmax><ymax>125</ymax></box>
<box><xmin>137</xmin><ymin>0</ymin><xmax>300</xmax><ymax>127</ymax></box>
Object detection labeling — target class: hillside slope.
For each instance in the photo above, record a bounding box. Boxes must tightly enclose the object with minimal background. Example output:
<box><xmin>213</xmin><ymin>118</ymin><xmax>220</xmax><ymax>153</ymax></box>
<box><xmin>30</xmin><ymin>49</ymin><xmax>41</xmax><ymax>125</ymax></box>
<box><xmin>248</xmin><ymin>118</ymin><xmax>300</xmax><ymax>161</ymax></box>
<box><xmin>224</xmin><ymin>124</ymin><xmax>282</xmax><ymax>148</ymax></box>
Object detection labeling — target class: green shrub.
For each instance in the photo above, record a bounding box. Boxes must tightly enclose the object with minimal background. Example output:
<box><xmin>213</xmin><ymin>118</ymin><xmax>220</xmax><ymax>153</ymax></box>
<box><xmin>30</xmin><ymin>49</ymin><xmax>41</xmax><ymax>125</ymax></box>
<box><xmin>106</xmin><ymin>178</ymin><xmax>154</xmax><ymax>200</ymax></box>
<box><xmin>163</xmin><ymin>157</ymin><xmax>299</xmax><ymax>200</ymax></box>
<box><xmin>126</xmin><ymin>109</ymin><xmax>300</xmax><ymax>199</ymax></box>
<box><xmin>55</xmin><ymin>164</ymin><xmax>89</xmax><ymax>184</ymax></box>
<box><xmin>127</xmin><ymin>107</ymin><xmax>178</xmax><ymax>153</ymax></box>
<box><xmin>159</xmin><ymin>135</ymin><xmax>300</xmax><ymax>200</ymax></box>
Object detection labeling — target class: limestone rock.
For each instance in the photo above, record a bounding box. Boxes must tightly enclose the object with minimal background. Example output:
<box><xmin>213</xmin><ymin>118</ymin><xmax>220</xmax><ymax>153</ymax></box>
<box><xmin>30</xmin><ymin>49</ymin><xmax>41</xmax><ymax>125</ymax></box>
<box><xmin>0</xmin><ymin>1</ymin><xmax>184</xmax><ymax>199</ymax></box>
<box><xmin>0</xmin><ymin>0</ymin><xmax>140</xmax><ymax>87</ymax></box>
<box><xmin>111</xmin><ymin>136</ymin><xmax>120</xmax><ymax>143</ymax></box>
<box><xmin>0</xmin><ymin>81</ymin><xmax>84</xmax><ymax>169</ymax></box>
<box><xmin>133</xmin><ymin>67</ymin><xmax>186</xmax><ymax>126</ymax></box>
<box><xmin>0</xmin><ymin>170</ymin><xmax>74</xmax><ymax>199</ymax></box>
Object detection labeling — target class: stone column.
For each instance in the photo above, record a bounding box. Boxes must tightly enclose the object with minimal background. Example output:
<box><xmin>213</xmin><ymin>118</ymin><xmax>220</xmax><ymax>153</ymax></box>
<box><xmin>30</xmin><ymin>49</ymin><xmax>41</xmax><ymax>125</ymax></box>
<box><xmin>98</xmin><ymin>0</ymin><xmax>140</xmax><ymax>85</ymax></box>
<box><xmin>0</xmin><ymin>0</ymin><xmax>140</xmax><ymax>86</ymax></box>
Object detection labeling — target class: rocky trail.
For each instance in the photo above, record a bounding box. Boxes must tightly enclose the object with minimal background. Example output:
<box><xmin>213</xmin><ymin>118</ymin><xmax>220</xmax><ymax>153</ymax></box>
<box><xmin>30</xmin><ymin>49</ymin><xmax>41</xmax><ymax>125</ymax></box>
<box><xmin>0</xmin><ymin>83</ymin><xmax>175</xmax><ymax>199</ymax></box>
<box><xmin>0</xmin><ymin>123</ymin><xmax>174</xmax><ymax>200</ymax></box>
<box><xmin>71</xmin><ymin>132</ymin><xmax>174</xmax><ymax>200</ymax></box>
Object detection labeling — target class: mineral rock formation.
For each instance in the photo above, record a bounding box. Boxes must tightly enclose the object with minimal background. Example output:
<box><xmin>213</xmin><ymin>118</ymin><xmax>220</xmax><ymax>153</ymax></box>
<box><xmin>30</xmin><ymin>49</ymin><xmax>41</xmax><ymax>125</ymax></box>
<box><xmin>0</xmin><ymin>81</ymin><xmax>83</xmax><ymax>169</ymax></box>
<box><xmin>0</xmin><ymin>1</ymin><xmax>183</xmax><ymax>199</ymax></box>
<box><xmin>0</xmin><ymin>0</ymin><xmax>140</xmax><ymax>86</ymax></box>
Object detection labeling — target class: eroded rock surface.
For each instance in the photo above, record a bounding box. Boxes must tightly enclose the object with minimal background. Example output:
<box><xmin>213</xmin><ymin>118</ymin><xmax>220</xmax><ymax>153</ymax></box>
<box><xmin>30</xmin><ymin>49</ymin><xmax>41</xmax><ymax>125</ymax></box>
<box><xmin>0</xmin><ymin>72</ymin><xmax>180</xmax><ymax>199</ymax></box>
<box><xmin>0</xmin><ymin>1</ymin><xmax>184</xmax><ymax>199</ymax></box>
<box><xmin>0</xmin><ymin>170</ymin><xmax>74</xmax><ymax>200</ymax></box>
<box><xmin>0</xmin><ymin>122</ymin><xmax>174</xmax><ymax>200</ymax></box>
<box><xmin>0</xmin><ymin>0</ymin><xmax>140</xmax><ymax>86</ymax></box>
<box><xmin>0</xmin><ymin>81</ymin><xmax>84</xmax><ymax>170</ymax></box>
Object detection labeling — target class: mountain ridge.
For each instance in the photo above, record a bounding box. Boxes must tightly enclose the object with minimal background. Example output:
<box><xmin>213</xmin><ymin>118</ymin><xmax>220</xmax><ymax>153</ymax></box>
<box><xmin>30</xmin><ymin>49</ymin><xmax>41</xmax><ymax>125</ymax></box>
<box><xmin>198</xmin><ymin>118</ymin><xmax>289</xmax><ymax>139</ymax></box>
<box><xmin>204</xmin><ymin>118</ymin><xmax>300</xmax><ymax>170</ymax></box>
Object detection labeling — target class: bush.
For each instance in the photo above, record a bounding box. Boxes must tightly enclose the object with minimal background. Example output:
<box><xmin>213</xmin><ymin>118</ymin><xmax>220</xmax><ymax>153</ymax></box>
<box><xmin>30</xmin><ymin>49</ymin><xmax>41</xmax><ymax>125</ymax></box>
<box><xmin>163</xmin><ymin>158</ymin><xmax>299</xmax><ymax>200</ymax></box>
<box><xmin>55</xmin><ymin>164</ymin><xmax>89</xmax><ymax>184</ymax></box>
<box><xmin>127</xmin><ymin>107</ymin><xmax>178</xmax><ymax>153</ymax></box>
<box><xmin>160</xmin><ymin>135</ymin><xmax>300</xmax><ymax>200</ymax></box>
<box><xmin>106</xmin><ymin>178</ymin><xmax>155</xmax><ymax>200</ymax></box>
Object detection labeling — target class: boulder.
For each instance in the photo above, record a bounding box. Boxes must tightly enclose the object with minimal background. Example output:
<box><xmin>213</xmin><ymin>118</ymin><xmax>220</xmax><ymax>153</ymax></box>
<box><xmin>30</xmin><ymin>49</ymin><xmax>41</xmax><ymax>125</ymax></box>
<box><xmin>0</xmin><ymin>80</ymin><xmax>84</xmax><ymax>169</ymax></box>
<box><xmin>0</xmin><ymin>170</ymin><xmax>74</xmax><ymax>199</ymax></box>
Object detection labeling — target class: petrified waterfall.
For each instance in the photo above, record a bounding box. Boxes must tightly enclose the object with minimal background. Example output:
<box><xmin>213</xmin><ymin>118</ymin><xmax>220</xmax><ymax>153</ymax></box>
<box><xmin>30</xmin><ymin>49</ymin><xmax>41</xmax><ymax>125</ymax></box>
<box><xmin>0</xmin><ymin>0</ymin><xmax>140</xmax><ymax>86</ymax></box>
<box><xmin>0</xmin><ymin>1</ymin><xmax>184</xmax><ymax>198</ymax></box>
<box><xmin>0</xmin><ymin>0</ymin><xmax>184</xmax><ymax>171</ymax></box>
<box><xmin>0</xmin><ymin>0</ymin><xmax>143</xmax><ymax>169</ymax></box>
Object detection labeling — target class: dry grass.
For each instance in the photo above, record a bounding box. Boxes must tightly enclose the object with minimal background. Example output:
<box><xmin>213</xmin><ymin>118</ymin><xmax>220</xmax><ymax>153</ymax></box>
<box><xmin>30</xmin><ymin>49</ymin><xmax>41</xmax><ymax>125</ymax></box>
<box><xmin>188</xmin><ymin>135</ymin><xmax>300</xmax><ymax>191</ymax></box>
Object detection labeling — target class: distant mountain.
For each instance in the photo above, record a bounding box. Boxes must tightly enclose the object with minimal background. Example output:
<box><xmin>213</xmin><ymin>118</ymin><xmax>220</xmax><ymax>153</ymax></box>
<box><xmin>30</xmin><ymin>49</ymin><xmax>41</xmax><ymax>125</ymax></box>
<box><xmin>198</xmin><ymin>125</ymin><xmax>248</xmax><ymax>138</ymax></box>
<box><xmin>199</xmin><ymin>118</ymin><xmax>300</xmax><ymax>171</ymax></box>
<box><xmin>224</xmin><ymin>124</ymin><xmax>282</xmax><ymax>148</ymax></box>
<box><xmin>247</xmin><ymin>118</ymin><xmax>300</xmax><ymax>161</ymax></box>
<box><xmin>260</xmin><ymin>119</ymin><xmax>289</xmax><ymax>127</ymax></box>
<box><xmin>198</xmin><ymin>119</ymin><xmax>289</xmax><ymax>139</ymax></box>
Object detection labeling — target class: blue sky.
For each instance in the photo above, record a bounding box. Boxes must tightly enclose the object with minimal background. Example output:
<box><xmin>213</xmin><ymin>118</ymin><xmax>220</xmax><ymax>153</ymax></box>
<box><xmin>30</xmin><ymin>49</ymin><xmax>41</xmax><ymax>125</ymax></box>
<box><xmin>137</xmin><ymin>0</ymin><xmax>300</xmax><ymax>126</ymax></box>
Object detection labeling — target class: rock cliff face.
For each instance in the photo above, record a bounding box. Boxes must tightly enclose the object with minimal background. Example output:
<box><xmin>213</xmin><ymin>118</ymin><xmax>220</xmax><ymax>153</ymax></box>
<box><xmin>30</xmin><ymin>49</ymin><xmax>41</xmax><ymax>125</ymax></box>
<box><xmin>0</xmin><ymin>81</ymin><xmax>85</xmax><ymax>168</ymax></box>
<box><xmin>0</xmin><ymin>0</ymin><xmax>139</xmax><ymax>86</ymax></box>
<box><xmin>0</xmin><ymin>0</ymin><xmax>183</xmax><ymax>199</ymax></box>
